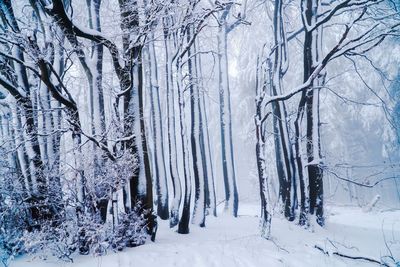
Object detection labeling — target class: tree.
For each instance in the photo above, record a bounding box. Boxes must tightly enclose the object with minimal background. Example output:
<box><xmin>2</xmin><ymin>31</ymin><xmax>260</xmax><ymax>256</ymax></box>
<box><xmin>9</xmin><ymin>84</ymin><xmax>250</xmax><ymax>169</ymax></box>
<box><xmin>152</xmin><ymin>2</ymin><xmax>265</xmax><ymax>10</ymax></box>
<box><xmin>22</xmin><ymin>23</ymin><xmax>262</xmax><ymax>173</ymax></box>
<box><xmin>255</xmin><ymin>0</ymin><xmax>400</xmax><ymax>235</ymax></box>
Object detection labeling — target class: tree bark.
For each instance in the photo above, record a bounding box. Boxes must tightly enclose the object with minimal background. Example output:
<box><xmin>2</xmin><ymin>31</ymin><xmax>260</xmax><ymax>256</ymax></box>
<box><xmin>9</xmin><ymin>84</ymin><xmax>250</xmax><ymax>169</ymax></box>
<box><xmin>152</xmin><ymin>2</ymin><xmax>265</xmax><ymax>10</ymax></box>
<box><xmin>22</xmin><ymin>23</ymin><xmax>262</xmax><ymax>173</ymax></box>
<box><xmin>217</xmin><ymin>11</ymin><xmax>239</xmax><ymax>217</ymax></box>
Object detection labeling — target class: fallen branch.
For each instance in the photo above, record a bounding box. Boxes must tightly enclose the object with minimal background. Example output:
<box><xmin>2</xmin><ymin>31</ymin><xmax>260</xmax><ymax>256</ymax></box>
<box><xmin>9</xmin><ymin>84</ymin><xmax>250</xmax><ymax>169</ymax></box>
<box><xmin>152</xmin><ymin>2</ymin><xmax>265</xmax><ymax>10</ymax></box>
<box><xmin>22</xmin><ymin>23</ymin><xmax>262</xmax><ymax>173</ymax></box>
<box><xmin>314</xmin><ymin>245</ymin><xmax>390</xmax><ymax>266</ymax></box>
<box><xmin>270</xmin><ymin>238</ymin><xmax>289</xmax><ymax>253</ymax></box>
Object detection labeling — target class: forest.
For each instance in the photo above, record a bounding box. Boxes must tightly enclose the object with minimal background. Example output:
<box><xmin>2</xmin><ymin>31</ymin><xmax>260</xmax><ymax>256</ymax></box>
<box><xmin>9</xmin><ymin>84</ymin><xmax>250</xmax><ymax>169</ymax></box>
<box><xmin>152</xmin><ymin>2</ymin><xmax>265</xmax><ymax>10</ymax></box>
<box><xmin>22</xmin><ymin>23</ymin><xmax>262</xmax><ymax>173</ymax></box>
<box><xmin>0</xmin><ymin>0</ymin><xmax>399</xmax><ymax>266</ymax></box>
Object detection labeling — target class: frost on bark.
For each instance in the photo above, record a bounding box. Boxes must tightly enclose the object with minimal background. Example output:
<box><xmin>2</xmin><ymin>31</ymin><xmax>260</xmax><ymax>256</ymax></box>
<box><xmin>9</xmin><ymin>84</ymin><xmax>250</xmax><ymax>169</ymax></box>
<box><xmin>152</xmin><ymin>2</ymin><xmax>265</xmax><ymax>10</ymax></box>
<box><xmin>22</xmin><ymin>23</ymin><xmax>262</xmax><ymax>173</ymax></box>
<box><xmin>217</xmin><ymin>6</ymin><xmax>239</xmax><ymax>217</ymax></box>
<box><xmin>196</xmin><ymin>41</ymin><xmax>217</xmax><ymax>217</ymax></box>
<box><xmin>268</xmin><ymin>0</ymin><xmax>296</xmax><ymax>221</ymax></box>
<box><xmin>163</xmin><ymin>14</ymin><xmax>182</xmax><ymax>227</ymax></box>
<box><xmin>147</xmin><ymin>35</ymin><xmax>169</xmax><ymax>220</ymax></box>
<box><xmin>189</xmin><ymin>35</ymin><xmax>207</xmax><ymax>227</ymax></box>
<box><xmin>177</xmin><ymin>54</ymin><xmax>192</xmax><ymax>234</ymax></box>
<box><xmin>86</xmin><ymin>0</ymin><xmax>109</xmax><ymax>223</ymax></box>
<box><xmin>0</xmin><ymin>0</ymin><xmax>56</xmax><ymax>223</ymax></box>
<box><xmin>302</xmin><ymin>0</ymin><xmax>324</xmax><ymax>226</ymax></box>
<box><xmin>255</xmin><ymin>57</ymin><xmax>271</xmax><ymax>239</ymax></box>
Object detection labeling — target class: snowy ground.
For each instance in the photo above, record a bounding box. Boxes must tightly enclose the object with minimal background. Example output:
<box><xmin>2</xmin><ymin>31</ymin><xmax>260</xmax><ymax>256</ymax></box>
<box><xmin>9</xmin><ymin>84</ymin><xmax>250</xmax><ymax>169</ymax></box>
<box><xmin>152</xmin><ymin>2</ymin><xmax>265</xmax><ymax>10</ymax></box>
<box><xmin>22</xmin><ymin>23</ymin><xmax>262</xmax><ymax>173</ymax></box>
<box><xmin>10</xmin><ymin>203</ymin><xmax>400</xmax><ymax>267</ymax></box>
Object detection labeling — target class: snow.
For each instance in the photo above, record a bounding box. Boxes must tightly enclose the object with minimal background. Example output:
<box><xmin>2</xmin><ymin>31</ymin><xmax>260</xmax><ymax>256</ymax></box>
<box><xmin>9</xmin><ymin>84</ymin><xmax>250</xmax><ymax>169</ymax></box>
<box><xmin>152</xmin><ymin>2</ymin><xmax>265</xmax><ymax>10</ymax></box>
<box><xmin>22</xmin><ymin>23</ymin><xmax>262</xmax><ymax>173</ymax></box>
<box><xmin>10</xmin><ymin>203</ymin><xmax>400</xmax><ymax>267</ymax></box>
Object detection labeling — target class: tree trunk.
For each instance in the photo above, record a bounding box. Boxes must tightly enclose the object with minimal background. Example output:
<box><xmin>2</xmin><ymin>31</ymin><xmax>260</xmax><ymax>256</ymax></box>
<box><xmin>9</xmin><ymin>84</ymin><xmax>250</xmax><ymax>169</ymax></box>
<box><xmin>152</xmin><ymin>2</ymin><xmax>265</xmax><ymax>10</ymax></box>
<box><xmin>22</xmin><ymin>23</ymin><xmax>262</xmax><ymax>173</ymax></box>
<box><xmin>163</xmin><ymin>18</ymin><xmax>182</xmax><ymax>227</ymax></box>
<box><xmin>177</xmin><ymin>55</ymin><xmax>192</xmax><ymax>234</ymax></box>
<box><xmin>303</xmin><ymin>0</ymin><xmax>324</xmax><ymax>226</ymax></box>
<box><xmin>217</xmin><ymin>15</ymin><xmax>239</xmax><ymax>217</ymax></box>
<box><xmin>148</xmin><ymin>35</ymin><xmax>169</xmax><ymax>220</ymax></box>
<box><xmin>87</xmin><ymin>0</ymin><xmax>109</xmax><ymax>224</ymax></box>
<box><xmin>255</xmin><ymin>58</ymin><xmax>271</xmax><ymax>237</ymax></box>
<box><xmin>196</xmin><ymin>42</ymin><xmax>217</xmax><ymax>217</ymax></box>
<box><xmin>190</xmin><ymin>35</ymin><xmax>206</xmax><ymax>227</ymax></box>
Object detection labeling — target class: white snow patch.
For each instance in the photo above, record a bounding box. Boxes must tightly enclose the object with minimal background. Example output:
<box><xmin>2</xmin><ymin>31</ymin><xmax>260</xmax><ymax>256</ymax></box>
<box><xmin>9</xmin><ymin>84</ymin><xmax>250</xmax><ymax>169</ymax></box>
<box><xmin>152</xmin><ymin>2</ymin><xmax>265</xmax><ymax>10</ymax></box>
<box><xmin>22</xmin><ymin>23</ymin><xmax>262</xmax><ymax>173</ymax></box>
<box><xmin>10</xmin><ymin>203</ymin><xmax>400</xmax><ymax>267</ymax></box>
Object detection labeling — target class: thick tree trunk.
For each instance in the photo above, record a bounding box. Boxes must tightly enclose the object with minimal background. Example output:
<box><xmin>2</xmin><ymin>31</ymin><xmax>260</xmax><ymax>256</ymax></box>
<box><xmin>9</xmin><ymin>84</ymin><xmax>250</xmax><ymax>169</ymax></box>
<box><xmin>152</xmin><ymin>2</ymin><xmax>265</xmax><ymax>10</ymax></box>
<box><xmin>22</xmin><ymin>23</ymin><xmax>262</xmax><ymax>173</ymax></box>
<box><xmin>303</xmin><ymin>0</ymin><xmax>324</xmax><ymax>226</ymax></box>
<box><xmin>117</xmin><ymin>0</ymin><xmax>155</xmax><ymax>235</ymax></box>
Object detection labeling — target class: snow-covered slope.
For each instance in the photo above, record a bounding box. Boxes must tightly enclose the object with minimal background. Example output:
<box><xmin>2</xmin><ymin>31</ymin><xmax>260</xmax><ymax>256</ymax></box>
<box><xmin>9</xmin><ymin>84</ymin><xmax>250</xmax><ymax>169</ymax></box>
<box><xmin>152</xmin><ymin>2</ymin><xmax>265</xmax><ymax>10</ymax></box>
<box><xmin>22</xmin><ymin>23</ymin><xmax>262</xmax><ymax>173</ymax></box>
<box><xmin>10</xmin><ymin>203</ymin><xmax>400</xmax><ymax>267</ymax></box>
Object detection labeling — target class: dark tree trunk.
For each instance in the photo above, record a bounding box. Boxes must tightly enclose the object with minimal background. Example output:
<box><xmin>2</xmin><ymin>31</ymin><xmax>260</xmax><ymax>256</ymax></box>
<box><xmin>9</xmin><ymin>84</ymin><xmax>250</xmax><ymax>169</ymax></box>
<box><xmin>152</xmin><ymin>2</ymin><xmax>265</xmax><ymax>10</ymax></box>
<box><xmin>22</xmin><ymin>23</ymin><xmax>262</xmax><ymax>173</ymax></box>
<box><xmin>269</xmin><ymin>0</ymin><xmax>296</xmax><ymax>221</ymax></box>
<box><xmin>177</xmin><ymin>56</ymin><xmax>192</xmax><ymax>234</ymax></box>
<box><xmin>302</xmin><ymin>0</ymin><xmax>324</xmax><ymax>226</ymax></box>
<box><xmin>189</xmin><ymin>31</ymin><xmax>206</xmax><ymax>227</ymax></box>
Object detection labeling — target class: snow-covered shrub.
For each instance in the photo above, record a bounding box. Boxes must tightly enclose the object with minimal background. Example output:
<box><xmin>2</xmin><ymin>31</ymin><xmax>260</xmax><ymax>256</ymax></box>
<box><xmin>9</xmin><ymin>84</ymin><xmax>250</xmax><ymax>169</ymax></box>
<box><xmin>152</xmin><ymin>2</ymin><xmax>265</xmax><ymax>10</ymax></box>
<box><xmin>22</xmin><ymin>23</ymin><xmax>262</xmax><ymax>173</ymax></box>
<box><xmin>22</xmin><ymin>221</ymin><xmax>77</xmax><ymax>262</ymax></box>
<box><xmin>0</xmin><ymin>213</ymin><xmax>24</xmax><ymax>267</ymax></box>
<box><xmin>109</xmin><ymin>207</ymin><xmax>148</xmax><ymax>250</ymax></box>
<box><xmin>16</xmin><ymin>205</ymin><xmax>147</xmax><ymax>261</ymax></box>
<box><xmin>0</xmin><ymin>180</ymin><xmax>31</xmax><ymax>265</ymax></box>
<box><xmin>0</xmin><ymin>150</ymin><xmax>148</xmax><ymax>264</ymax></box>
<box><xmin>20</xmin><ymin>206</ymin><xmax>148</xmax><ymax>261</ymax></box>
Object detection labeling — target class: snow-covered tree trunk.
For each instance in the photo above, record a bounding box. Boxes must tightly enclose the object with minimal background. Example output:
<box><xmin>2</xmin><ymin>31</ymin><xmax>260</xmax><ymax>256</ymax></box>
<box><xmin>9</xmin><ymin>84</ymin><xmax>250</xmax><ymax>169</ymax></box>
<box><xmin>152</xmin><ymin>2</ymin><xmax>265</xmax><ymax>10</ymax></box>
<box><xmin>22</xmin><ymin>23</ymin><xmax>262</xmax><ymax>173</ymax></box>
<box><xmin>148</xmin><ymin>33</ymin><xmax>169</xmax><ymax>220</ymax></box>
<box><xmin>122</xmin><ymin>48</ymin><xmax>155</xmax><ymax>236</ymax></box>
<box><xmin>217</xmin><ymin>10</ymin><xmax>239</xmax><ymax>217</ymax></box>
<box><xmin>269</xmin><ymin>0</ymin><xmax>296</xmax><ymax>221</ymax></box>
<box><xmin>2</xmin><ymin>104</ymin><xmax>27</xmax><ymax>198</ymax></box>
<box><xmin>303</xmin><ymin>0</ymin><xmax>324</xmax><ymax>226</ymax></box>
<box><xmin>255</xmin><ymin>58</ymin><xmax>271</xmax><ymax>238</ymax></box>
<box><xmin>38</xmin><ymin>80</ymin><xmax>63</xmax><ymax>205</ymax></box>
<box><xmin>163</xmin><ymin>17</ymin><xmax>182</xmax><ymax>227</ymax></box>
<box><xmin>295</xmin><ymin>92</ymin><xmax>309</xmax><ymax>226</ymax></box>
<box><xmin>0</xmin><ymin>1</ymin><xmax>54</xmax><ymax>222</ymax></box>
<box><xmin>136</xmin><ymin>50</ymin><xmax>154</xmax><ymax>231</ymax></box>
<box><xmin>87</xmin><ymin>0</ymin><xmax>109</xmax><ymax>223</ymax></box>
<box><xmin>51</xmin><ymin>35</ymin><xmax>64</xmax><ymax>192</ymax></box>
<box><xmin>189</xmin><ymin>34</ymin><xmax>206</xmax><ymax>227</ymax></box>
<box><xmin>177</xmin><ymin>51</ymin><xmax>192</xmax><ymax>234</ymax></box>
<box><xmin>115</xmin><ymin>0</ymin><xmax>155</xmax><ymax>236</ymax></box>
<box><xmin>196</xmin><ymin>41</ymin><xmax>217</xmax><ymax>217</ymax></box>
<box><xmin>11</xmin><ymin>104</ymin><xmax>34</xmax><ymax>195</ymax></box>
<box><xmin>4</xmin><ymin>86</ymin><xmax>52</xmax><ymax>222</ymax></box>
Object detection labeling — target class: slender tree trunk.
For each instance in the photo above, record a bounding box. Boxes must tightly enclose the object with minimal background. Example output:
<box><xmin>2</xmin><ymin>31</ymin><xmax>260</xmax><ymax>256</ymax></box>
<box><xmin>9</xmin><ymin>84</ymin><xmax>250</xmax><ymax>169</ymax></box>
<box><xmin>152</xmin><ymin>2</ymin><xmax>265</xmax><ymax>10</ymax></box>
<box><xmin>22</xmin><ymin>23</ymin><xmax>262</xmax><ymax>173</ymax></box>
<box><xmin>12</xmin><ymin>105</ymin><xmax>34</xmax><ymax>195</ymax></box>
<box><xmin>163</xmin><ymin>18</ymin><xmax>182</xmax><ymax>227</ymax></box>
<box><xmin>137</xmin><ymin>49</ymin><xmax>155</xmax><ymax>235</ymax></box>
<box><xmin>88</xmin><ymin>0</ymin><xmax>109</xmax><ymax>223</ymax></box>
<box><xmin>2</xmin><ymin>108</ymin><xmax>27</xmax><ymax>199</ymax></box>
<box><xmin>268</xmin><ymin>0</ymin><xmax>296</xmax><ymax>220</ymax></box>
<box><xmin>190</xmin><ymin>35</ymin><xmax>206</xmax><ymax>227</ymax></box>
<box><xmin>295</xmin><ymin>92</ymin><xmax>309</xmax><ymax>225</ymax></box>
<box><xmin>1</xmin><ymin>1</ymin><xmax>52</xmax><ymax>221</ymax></box>
<box><xmin>217</xmin><ymin>15</ymin><xmax>238</xmax><ymax>217</ymax></box>
<box><xmin>255</xmin><ymin>58</ymin><xmax>271</xmax><ymax>238</ymax></box>
<box><xmin>177</xmin><ymin>55</ymin><xmax>192</xmax><ymax>234</ymax></box>
<box><xmin>196</xmin><ymin>43</ymin><xmax>217</xmax><ymax>217</ymax></box>
<box><xmin>148</xmin><ymin>34</ymin><xmax>169</xmax><ymax>220</ymax></box>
